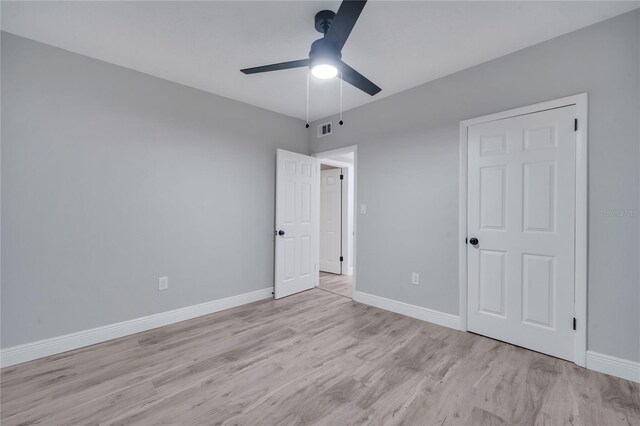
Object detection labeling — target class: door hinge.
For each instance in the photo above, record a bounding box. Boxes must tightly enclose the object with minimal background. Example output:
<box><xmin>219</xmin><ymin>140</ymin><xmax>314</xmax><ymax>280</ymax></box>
<box><xmin>573</xmin><ymin>317</ymin><xmax>577</xmax><ymax>330</ymax></box>
<box><xmin>340</xmin><ymin>174</ymin><xmax>344</xmax><ymax>180</ymax></box>
<box><xmin>340</xmin><ymin>256</ymin><xmax>344</xmax><ymax>262</ymax></box>
<box><xmin>574</xmin><ymin>118</ymin><xmax>578</xmax><ymax>131</ymax></box>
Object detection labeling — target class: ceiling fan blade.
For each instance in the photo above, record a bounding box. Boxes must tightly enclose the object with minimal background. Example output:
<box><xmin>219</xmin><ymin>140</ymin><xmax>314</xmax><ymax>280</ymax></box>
<box><xmin>324</xmin><ymin>0</ymin><xmax>367</xmax><ymax>52</ymax></box>
<box><xmin>241</xmin><ymin>59</ymin><xmax>309</xmax><ymax>74</ymax></box>
<box><xmin>339</xmin><ymin>61</ymin><xmax>381</xmax><ymax>96</ymax></box>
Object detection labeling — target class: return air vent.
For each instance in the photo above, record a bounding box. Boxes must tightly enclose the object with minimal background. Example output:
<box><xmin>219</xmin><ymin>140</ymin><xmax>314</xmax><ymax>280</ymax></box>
<box><xmin>318</xmin><ymin>121</ymin><xmax>332</xmax><ymax>137</ymax></box>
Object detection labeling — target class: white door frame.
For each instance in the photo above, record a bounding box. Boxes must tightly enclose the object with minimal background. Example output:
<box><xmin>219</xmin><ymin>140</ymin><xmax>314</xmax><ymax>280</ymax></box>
<box><xmin>458</xmin><ymin>93</ymin><xmax>588</xmax><ymax>367</ymax></box>
<box><xmin>313</xmin><ymin>145</ymin><xmax>357</xmax><ymax>296</ymax></box>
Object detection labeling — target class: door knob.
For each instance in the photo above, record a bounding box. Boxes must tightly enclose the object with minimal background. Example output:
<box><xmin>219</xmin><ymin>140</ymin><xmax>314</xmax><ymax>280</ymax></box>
<box><xmin>278</xmin><ymin>230</ymin><xmax>285</xmax><ymax>236</ymax></box>
<box><xmin>469</xmin><ymin>237</ymin><xmax>479</xmax><ymax>245</ymax></box>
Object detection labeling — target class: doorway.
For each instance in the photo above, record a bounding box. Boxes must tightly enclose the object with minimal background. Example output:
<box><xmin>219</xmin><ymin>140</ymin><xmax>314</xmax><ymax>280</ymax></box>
<box><xmin>319</xmin><ymin>165</ymin><xmax>342</xmax><ymax>275</ymax></box>
<box><xmin>314</xmin><ymin>146</ymin><xmax>356</xmax><ymax>299</ymax></box>
<box><xmin>459</xmin><ymin>94</ymin><xmax>588</xmax><ymax>366</ymax></box>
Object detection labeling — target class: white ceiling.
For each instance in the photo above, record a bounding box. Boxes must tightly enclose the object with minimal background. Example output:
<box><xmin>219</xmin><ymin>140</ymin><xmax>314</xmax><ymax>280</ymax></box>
<box><xmin>2</xmin><ymin>1</ymin><xmax>638</xmax><ymax>121</ymax></box>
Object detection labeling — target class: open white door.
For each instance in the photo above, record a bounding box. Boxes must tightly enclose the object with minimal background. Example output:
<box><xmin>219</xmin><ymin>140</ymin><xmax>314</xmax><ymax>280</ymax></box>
<box><xmin>467</xmin><ymin>106</ymin><xmax>576</xmax><ymax>361</ymax></box>
<box><xmin>275</xmin><ymin>149</ymin><xmax>319</xmax><ymax>299</ymax></box>
<box><xmin>320</xmin><ymin>168</ymin><xmax>342</xmax><ymax>274</ymax></box>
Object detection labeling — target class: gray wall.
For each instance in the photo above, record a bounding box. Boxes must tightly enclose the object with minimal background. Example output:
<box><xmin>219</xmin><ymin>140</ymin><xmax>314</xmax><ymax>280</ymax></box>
<box><xmin>1</xmin><ymin>33</ymin><xmax>307</xmax><ymax>348</ymax></box>
<box><xmin>309</xmin><ymin>11</ymin><xmax>640</xmax><ymax>362</ymax></box>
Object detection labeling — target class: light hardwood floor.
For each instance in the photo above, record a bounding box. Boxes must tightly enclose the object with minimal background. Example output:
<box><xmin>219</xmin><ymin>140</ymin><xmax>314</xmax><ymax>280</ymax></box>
<box><xmin>2</xmin><ymin>288</ymin><xmax>639</xmax><ymax>425</ymax></box>
<box><xmin>318</xmin><ymin>272</ymin><xmax>352</xmax><ymax>298</ymax></box>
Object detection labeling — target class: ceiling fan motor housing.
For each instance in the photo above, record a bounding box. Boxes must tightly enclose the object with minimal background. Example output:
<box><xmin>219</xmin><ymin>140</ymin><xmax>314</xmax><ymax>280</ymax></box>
<box><xmin>309</xmin><ymin>38</ymin><xmax>342</xmax><ymax>70</ymax></box>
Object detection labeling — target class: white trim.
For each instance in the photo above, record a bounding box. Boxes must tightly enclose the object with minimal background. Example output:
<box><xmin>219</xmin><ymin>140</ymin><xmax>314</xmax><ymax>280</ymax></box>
<box><xmin>318</xmin><ymin>158</ymin><xmax>351</xmax><ymax>169</ymax></box>
<box><xmin>458</xmin><ymin>124</ymin><xmax>469</xmax><ymax>332</ymax></box>
<box><xmin>0</xmin><ymin>287</ymin><xmax>273</xmax><ymax>368</ymax></box>
<box><xmin>312</xmin><ymin>145</ymin><xmax>357</xmax><ymax>160</ymax></box>
<box><xmin>313</xmin><ymin>145</ymin><xmax>358</xmax><ymax>294</ymax></box>
<box><xmin>353</xmin><ymin>291</ymin><xmax>462</xmax><ymax>331</ymax></box>
<box><xmin>458</xmin><ymin>93</ymin><xmax>588</xmax><ymax>367</ymax></box>
<box><xmin>460</xmin><ymin>94</ymin><xmax>586</xmax><ymax>127</ymax></box>
<box><xmin>573</xmin><ymin>94</ymin><xmax>588</xmax><ymax>367</ymax></box>
<box><xmin>340</xmin><ymin>166</ymin><xmax>348</xmax><ymax>275</ymax></box>
<box><xmin>586</xmin><ymin>351</ymin><xmax>640</xmax><ymax>383</ymax></box>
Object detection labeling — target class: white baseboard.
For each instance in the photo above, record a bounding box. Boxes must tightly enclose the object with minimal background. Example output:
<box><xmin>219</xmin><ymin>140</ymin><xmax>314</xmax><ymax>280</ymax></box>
<box><xmin>586</xmin><ymin>351</ymin><xmax>640</xmax><ymax>383</ymax></box>
<box><xmin>353</xmin><ymin>291</ymin><xmax>461</xmax><ymax>331</ymax></box>
<box><xmin>353</xmin><ymin>292</ymin><xmax>639</xmax><ymax>384</ymax></box>
<box><xmin>0</xmin><ymin>287</ymin><xmax>273</xmax><ymax>368</ymax></box>
<box><xmin>5</xmin><ymin>288</ymin><xmax>637</xmax><ymax>385</ymax></box>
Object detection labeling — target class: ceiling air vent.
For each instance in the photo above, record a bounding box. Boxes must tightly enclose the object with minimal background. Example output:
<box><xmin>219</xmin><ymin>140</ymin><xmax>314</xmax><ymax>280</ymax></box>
<box><xmin>318</xmin><ymin>121</ymin><xmax>332</xmax><ymax>138</ymax></box>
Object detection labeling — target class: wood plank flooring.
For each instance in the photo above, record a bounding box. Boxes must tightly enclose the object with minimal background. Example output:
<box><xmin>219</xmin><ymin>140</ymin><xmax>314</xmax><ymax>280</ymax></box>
<box><xmin>2</xmin><ymin>288</ymin><xmax>639</xmax><ymax>425</ymax></box>
<box><xmin>318</xmin><ymin>272</ymin><xmax>352</xmax><ymax>298</ymax></box>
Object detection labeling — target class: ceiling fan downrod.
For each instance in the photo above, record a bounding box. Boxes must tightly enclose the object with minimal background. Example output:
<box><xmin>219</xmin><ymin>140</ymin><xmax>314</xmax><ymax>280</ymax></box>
<box><xmin>339</xmin><ymin>73</ymin><xmax>344</xmax><ymax>126</ymax></box>
<box><xmin>305</xmin><ymin>70</ymin><xmax>310</xmax><ymax>128</ymax></box>
<box><xmin>314</xmin><ymin>10</ymin><xmax>336</xmax><ymax>34</ymax></box>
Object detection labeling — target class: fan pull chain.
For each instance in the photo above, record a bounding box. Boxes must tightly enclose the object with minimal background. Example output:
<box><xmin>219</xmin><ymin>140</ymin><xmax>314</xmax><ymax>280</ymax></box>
<box><xmin>305</xmin><ymin>70</ymin><xmax>310</xmax><ymax>128</ymax></box>
<box><xmin>339</xmin><ymin>72</ymin><xmax>344</xmax><ymax>125</ymax></box>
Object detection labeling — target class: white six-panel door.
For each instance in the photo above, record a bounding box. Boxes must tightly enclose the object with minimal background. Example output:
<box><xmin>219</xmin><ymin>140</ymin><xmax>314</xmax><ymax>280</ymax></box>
<box><xmin>467</xmin><ymin>106</ymin><xmax>576</xmax><ymax>361</ymax></box>
<box><xmin>275</xmin><ymin>149</ymin><xmax>318</xmax><ymax>299</ymax></box>
<box><xmin>320</xmin><ymin>168</ymin><xmax>342</xmax><ymax>274</ymax></box>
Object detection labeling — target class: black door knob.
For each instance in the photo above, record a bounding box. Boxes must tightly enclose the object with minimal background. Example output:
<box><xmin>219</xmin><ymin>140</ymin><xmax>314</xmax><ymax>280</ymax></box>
<box><xmin>469</xmin><ymin>237</ymin><xmax>479</xmax><ymax>245</ymax></box>
<box><xmin>278</xmin><ymin>230</ymin><xmax>285</xmax><ymax>236</ymax></box>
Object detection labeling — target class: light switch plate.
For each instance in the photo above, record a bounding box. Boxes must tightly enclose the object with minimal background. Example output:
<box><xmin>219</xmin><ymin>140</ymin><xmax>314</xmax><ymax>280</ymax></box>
<box><xmin>158</xmin><ymin>276</ymin><xmax>169</xmax><ymax>291</ymax></box>
<box><xmin>411</xmin><ymin>272</ymin><xmax>420</xmax><ymax>285</ymax></box>
<box><xmin>360</xmin><ymin>204</ymin><xmax>367</xmax><ymax>214</ymax></box>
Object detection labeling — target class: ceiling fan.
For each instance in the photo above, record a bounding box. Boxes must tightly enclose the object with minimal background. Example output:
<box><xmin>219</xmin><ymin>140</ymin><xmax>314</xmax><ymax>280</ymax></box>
<box><xmin>240</xmin><ymin>0</ymin><xmax>381</xmax><ymax>96</ymax></box>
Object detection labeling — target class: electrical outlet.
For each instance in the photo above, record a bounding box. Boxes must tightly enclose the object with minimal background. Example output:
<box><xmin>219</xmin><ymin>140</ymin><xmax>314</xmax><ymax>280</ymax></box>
<box><xmin>360</xmin><ymin>204</ymin><xmax>367</xmax><ymax>214</ymax></box>
<box><xmin>411</xmin><ymin>272</ymin><xmax>420</xmax><ymax>285</ymax></box>
<box><xmin>158</xmin><ymin>276</ymin><xmax>169</xmax><ymax>291</ymax></box>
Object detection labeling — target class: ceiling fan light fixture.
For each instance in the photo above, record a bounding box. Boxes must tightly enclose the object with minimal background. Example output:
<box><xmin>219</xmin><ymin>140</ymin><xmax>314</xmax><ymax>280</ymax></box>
<box><xmin>240</xmin><ymin>2</ymin><xmax>381</xmax><ymax>96</ymax></box>
<box><xmin>311</xmin><ymin>63</ymin><xmax>338</xmax><ymax>79</ymax></box>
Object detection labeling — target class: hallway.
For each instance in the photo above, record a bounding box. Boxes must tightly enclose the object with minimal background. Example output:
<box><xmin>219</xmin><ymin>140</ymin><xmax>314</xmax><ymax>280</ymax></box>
<box><xmin>318</xmin><ymin>272</ymin><xmax>352</xmax><ymax>298</ymax></box>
